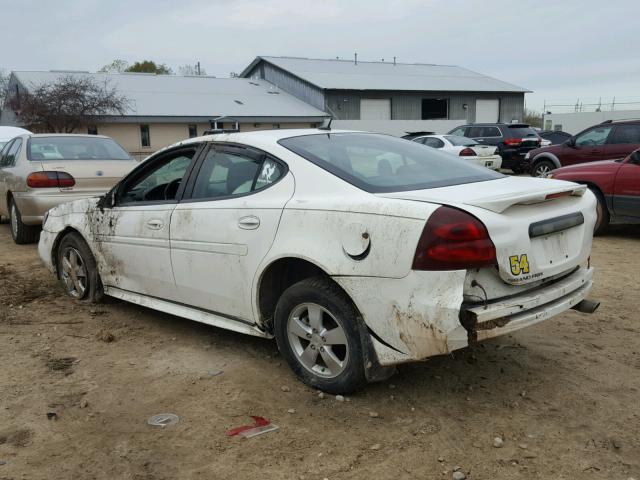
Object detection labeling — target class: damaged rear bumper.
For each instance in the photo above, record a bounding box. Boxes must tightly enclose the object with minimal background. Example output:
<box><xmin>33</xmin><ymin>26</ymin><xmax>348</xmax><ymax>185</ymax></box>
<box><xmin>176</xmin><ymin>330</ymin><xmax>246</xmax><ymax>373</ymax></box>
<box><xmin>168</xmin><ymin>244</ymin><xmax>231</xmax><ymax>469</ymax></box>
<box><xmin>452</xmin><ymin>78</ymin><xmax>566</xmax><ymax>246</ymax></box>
<box><xmin>334</xmin><ymin>266</ymin><xmax>595</xmax><ymax>367</ymax></box>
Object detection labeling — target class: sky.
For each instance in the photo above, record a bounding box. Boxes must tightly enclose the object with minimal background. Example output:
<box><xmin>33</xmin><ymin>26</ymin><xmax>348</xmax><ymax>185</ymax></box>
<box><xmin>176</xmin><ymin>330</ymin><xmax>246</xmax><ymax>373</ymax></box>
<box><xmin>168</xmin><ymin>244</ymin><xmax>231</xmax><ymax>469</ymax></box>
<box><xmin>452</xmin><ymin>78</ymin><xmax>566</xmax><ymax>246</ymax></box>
<box><xmin>1</xmin><ymin>0</ymin><xmax>639</xmax><ymax>112</ymax></box>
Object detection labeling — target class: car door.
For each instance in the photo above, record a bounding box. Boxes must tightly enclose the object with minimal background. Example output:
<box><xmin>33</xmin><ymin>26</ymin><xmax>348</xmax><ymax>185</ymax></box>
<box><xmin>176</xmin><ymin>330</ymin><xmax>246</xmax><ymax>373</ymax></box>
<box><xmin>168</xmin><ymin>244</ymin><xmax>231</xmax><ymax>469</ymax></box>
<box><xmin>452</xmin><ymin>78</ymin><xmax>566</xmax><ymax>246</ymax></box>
<box><xmin>563</xmin><ymin>125</ymin><xmax>613</xmax><ymax>165</ymax></box>
<box><xmin>604</xmin><ymin>124</ymin><xmax>640</xmax><ymax>161</ymax></box>
<box><xmin>613</xmin><ymin>152</ymin><xmax>640</xmax><ymax>218</ymax></box>
<box><xmin>169</xmin><ymin>144</ymin><xmax>293</xmax><ymax>322</ymax></box>
<box><xmin>0</xmin><ymin>139</ymin><xmax>17</xmax><ymax>216</ymax></box>
<box><xmin>93</xmin><ymin>145</ymin><xmax>201</xmax><ymax>299</ymax></box>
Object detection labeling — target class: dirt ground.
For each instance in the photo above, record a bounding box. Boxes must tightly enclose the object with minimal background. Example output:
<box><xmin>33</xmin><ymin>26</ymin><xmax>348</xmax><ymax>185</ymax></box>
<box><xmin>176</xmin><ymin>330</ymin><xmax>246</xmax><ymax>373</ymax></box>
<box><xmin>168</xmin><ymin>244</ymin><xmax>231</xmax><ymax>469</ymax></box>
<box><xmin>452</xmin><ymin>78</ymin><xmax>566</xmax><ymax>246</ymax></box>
<box><xmin>0</xmin><ymin>222</ymin><xmax>638</xmax><ymax>480</ymax></box>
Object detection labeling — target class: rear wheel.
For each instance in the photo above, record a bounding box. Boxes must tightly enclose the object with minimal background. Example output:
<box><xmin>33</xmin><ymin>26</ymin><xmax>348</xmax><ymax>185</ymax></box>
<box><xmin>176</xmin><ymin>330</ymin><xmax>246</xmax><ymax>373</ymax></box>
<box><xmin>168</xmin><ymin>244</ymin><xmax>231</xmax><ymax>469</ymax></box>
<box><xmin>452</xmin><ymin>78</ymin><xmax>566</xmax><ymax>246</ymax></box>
<box><xmin>274</xmin><ymin>277</ymin><xmax>366</xmax><ymax>394</ymax></box>
<box><xmin>590</xmin><ymin>187</ymin><xmax>609</xmax><ymax>235</ymax></box>
<box><xmin>532</xmin><ymin>159</ymin><xmax>555</xmax><ymax>178</ymax></box>
<box><xmin>57</xmin><ymin>232</ymin><xmax>104</xmax><ymax>302</ymax></box>
<box><xmin>9</xmin><ymin>199</ymin><xmax>40</xmax><ymax>244</ymax></box>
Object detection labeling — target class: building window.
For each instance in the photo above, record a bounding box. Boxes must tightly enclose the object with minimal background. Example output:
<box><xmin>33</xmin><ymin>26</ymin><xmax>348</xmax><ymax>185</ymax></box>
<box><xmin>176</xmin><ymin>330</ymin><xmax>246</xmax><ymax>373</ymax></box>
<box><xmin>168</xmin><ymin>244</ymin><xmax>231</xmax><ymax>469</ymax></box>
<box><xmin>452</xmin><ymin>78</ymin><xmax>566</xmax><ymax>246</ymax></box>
<box><xmin>87</xmin><ymin>125</ymin><xmax>98</xmax><ymax>135</ymax></box>
<box><xmin>140</xmin><ymin>125</ymin><xmax>150</xmax><ymax>147</ymax></box>
<box><xmin>421</xmin><ymin>98</ymin><xmax>449</xmax><ymax>120</ymax></box>
<box><xmin>188</xmin><ymin>124</ymin><xmax>198</xmax><ymax>138</ymax></box>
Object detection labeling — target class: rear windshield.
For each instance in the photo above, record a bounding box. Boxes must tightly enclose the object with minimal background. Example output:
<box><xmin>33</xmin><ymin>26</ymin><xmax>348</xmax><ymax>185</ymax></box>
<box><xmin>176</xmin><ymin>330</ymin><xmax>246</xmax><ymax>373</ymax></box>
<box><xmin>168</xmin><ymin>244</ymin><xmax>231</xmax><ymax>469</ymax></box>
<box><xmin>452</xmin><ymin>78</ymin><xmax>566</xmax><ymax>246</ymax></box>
<box><xmin>28</xmin><ymin>136</ymin><xmax>131</xmax><ymax>161</ymax></box>
<box><xmin>444</xmin><ymin>135</ymin><xmax>477</xmax><ymax>146</ymax></box>
<box><xmin>506</xmin><ymin>126</ymin><xmax>538</xmax><ymax>138</ymax></box>
<box><xmin>279</xmin><ymin>133</ymin><xmax>502</xmax><ymax>193</ymax></box>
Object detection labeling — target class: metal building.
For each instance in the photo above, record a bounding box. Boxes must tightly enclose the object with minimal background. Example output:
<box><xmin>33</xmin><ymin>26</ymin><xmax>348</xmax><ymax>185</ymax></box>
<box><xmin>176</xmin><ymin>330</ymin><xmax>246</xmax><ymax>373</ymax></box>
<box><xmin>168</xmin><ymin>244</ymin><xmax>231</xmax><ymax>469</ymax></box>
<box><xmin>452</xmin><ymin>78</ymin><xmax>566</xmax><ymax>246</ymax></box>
<box><xmin>241</xmin><ymin>56</ymin><xmax>529</xmax><ymax>133</ymax></box>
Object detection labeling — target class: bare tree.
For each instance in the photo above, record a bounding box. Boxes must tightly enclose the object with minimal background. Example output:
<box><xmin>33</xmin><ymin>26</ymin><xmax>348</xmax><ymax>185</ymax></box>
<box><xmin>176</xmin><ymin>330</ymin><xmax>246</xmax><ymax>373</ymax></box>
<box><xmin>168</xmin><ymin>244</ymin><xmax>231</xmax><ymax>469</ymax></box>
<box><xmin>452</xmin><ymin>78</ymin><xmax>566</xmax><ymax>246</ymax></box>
<box><xmin>177</xmin><ymin>63</ymin><xmax>207</xmax><ymax>76</ymax></box>
<box><xmin>524</xmin><ymin>108</ymin><xmax>543</xmax><ymax>128</ymax></box>
<box><xmin>8</xmin><ymin>75</ymin><xmax>129</xmax><ymax>133</ymax></box>
<box><xmin>0</xmin><ymin>69</ymin><xmax>9</xmax><ymax>108</ymax></box>
<box><xmin>98</xmin><ymin>59</ymin><xmax>129</xmax><ymax>73</ymax></box>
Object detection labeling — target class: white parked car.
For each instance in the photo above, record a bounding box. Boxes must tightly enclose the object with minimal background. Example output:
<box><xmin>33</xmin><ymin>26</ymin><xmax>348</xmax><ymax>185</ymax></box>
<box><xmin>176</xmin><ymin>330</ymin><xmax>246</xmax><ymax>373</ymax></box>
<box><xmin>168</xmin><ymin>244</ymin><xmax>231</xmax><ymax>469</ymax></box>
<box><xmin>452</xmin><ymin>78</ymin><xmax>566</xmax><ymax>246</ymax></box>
<box><xmin>38</xmin><ymin>129</ymin><xmax>599</xmax><ymax>393</ymax></box>
<box><xmin>411</xmin><ymin>134</ymin><xmax>502</xmax><ymax>170</ymax></box>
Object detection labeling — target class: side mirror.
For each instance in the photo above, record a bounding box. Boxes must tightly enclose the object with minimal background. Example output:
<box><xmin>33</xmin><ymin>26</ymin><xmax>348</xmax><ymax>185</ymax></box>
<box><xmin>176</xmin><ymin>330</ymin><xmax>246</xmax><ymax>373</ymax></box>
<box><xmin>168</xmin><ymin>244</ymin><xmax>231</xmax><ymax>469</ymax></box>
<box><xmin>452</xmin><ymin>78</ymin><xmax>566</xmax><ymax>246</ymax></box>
<box><xmin>566</xmin><ymin>137</ymin><xmax>576</xmax><ymax>148</ymax></box>
<box><xmin>630</xmin><ymin>151</ymin><xmax>640</xmax><ymax>164</ymax></box>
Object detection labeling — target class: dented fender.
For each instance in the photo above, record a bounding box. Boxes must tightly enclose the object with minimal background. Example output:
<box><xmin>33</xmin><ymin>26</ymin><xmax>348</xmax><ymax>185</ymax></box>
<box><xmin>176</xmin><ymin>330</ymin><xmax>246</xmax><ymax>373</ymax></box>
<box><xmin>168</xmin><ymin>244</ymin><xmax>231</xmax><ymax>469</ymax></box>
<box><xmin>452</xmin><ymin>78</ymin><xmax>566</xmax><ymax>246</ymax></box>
<box><xmin>334</xmin><ymin>270</ymin><xmax>468</xmax><ymax>365</ymax></box>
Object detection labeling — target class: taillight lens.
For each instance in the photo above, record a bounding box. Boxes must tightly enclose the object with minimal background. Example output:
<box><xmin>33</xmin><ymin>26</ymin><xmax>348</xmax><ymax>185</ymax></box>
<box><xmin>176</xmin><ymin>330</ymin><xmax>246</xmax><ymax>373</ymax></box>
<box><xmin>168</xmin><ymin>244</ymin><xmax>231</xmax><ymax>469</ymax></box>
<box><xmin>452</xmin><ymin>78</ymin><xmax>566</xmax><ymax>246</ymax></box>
<box><xmin>503</xmin><ymin>138</ymin><xmax>521</xmax><ymax>146</ymax></box>
<box><xmin>459</xmin><ymin>147</ymin><xmax>476</xmax><ymax>157</ymax></box>
<box><xmin>27</xmin><ymin>171</ymin><xmax>75</xmax><ymax>188</ymax></box>
<box><xmin>412</xmin><ymin>206</ymin><xmax>497</xmax><ymax>271</ymax></box>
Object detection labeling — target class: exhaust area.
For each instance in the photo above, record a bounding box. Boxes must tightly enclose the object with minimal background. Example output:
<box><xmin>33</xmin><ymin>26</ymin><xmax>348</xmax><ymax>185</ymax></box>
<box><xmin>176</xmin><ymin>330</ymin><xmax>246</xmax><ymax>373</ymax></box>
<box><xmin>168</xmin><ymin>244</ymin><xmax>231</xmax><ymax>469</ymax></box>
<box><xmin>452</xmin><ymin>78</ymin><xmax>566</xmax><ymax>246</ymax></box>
<box><xmin>571</xmin><ymin>299</ymin><xmax>601</xmax><ymax>314</ymax></box>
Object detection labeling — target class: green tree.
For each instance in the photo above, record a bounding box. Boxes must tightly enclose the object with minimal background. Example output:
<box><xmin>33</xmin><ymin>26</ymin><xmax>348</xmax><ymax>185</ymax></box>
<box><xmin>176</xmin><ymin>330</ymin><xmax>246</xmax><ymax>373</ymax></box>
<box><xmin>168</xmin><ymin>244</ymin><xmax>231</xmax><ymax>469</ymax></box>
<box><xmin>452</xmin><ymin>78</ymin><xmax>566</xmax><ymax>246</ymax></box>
<box><xmin>125</xmin><ymin>60</ymin><xmax>172</xmax><ymax>75</ymax></box>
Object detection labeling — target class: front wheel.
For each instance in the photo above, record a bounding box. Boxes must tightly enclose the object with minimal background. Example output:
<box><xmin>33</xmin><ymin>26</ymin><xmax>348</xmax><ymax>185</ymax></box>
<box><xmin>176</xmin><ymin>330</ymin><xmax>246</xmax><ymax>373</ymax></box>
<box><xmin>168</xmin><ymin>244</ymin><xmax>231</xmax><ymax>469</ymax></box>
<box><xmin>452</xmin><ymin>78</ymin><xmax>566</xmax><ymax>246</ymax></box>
<box><xmin>532</xmin><ymin>159</ymin><xmax>555</xmax><ymax>178</ymax></box>
<box><xmin>274</xmin><ymin>277</ymin><xmax>367</xmax><ymax>394</ymax></box>
<box><xmin>57</xmin><ymin>232</ymin><xmax>104</xmax><ymax>302</ymax></box>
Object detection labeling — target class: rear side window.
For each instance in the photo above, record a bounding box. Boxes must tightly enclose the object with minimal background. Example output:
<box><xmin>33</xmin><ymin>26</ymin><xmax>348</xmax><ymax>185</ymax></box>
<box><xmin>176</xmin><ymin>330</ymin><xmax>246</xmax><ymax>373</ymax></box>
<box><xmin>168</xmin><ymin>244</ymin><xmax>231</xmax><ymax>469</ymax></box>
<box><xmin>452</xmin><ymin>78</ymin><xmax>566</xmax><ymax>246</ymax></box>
<box><xmin>191</xmin><ymin>149</ymin><xmax>285</xmax><ymax>199</ymax></box>
<box><xmin>423</xmin><ymin>137</ymin><xmax>445</xmax><ymax>148</ymax></box>
<box><xmin>28</xmin><ymin>136</ymin><xmax>131</xmax><ymax>160</ymax></box>
<box><xmin>610</xmin><ymin>124</ymin><xmax>640</xmax><ymax>144</ymax></box>
<box><xmin>279</xmin><ymin>133</ymin><xmax>502</xmax><ymax>193</ymax></box>
<box><xmin>468</xmin><ymin>126</ymin><xmax>501</xmax><ymax>137</ymax></box>
<box><xmin>1</xmin><ymin>138</ymin><xmax>22</xmax><ymax>167</ymax></box>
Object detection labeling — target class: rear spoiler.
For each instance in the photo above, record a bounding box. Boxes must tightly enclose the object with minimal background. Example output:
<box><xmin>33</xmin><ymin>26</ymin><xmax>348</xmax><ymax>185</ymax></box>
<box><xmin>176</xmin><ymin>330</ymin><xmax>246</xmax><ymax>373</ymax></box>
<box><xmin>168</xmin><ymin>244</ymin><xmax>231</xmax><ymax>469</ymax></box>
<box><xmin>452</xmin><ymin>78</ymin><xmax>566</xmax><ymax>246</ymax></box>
<box><xmin>464</xmin><ymin>184</ymin><xmax>587</xmax><ymax>213</ymax></box>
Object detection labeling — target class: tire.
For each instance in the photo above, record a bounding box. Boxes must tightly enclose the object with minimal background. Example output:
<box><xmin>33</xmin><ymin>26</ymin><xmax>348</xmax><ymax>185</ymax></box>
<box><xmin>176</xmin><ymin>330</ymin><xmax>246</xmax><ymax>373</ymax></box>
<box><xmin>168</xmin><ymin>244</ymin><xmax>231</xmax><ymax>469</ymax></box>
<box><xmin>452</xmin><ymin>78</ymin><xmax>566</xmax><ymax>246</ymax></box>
<box><xmin>274</xmin><ymin>276</ymin><xmax>367</xmax><ymax>394</ymax></box>
<box><xmin>532</xmin><ymin>159</ymin><xmax>555</xmax><ymax>178</ymax></box>
<box><xmin>9</xmin><ymin>199</ymin><xmax>40</xmax><ymax>244</ymax></box>
<box><xmin>56</xmin><ymin>232</ymin><xmax>104</xmax><ymax>302</ymax></box>
<box><xmin>590</xmin><ymin>187</ymin><xmax>609</xmax><ymax>235</ymax></box>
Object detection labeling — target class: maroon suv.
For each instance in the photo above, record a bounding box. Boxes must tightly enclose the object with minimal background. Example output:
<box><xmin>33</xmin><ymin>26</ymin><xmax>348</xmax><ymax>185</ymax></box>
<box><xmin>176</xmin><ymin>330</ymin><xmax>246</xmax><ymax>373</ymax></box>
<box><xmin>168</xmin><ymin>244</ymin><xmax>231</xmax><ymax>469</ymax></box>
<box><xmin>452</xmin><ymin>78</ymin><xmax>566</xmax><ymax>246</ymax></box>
<box><xmin>526</xmin><ymin>120</ymin><xmax>640</xmax><ymax>177</ymax></box>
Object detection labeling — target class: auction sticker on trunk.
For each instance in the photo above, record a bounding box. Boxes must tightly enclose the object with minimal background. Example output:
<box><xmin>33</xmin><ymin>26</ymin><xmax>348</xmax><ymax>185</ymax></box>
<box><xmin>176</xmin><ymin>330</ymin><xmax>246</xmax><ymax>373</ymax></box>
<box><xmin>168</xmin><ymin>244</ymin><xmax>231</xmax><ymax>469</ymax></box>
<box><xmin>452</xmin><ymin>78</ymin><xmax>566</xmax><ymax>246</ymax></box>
<box><xmin>509</xmin><ymin>254</ymin><xmax>530</xmax><ymax>276</ymax></box>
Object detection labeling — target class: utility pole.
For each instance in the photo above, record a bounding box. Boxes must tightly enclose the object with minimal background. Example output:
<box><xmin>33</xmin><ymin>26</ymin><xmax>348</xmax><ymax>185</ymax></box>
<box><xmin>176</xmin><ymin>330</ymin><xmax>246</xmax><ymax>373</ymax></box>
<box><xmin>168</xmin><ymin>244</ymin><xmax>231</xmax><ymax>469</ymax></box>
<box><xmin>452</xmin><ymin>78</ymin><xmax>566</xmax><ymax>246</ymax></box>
<box><xmin>196</xmin><ymin>62</ymin><xmax>201</xmax><ymax>76</ymax></box>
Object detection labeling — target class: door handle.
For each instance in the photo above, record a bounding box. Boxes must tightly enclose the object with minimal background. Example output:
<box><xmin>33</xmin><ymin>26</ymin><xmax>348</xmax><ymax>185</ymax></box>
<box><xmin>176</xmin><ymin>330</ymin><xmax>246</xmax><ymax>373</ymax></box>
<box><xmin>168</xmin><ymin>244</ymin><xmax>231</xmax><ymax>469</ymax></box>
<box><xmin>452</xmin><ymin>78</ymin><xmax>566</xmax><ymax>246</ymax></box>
<box><xmin>238</xmin><ymin>215</ymin><xmax>260</xmax><ymax>230</ymax></box>
<box><xmin>146</xmin><ymin>219</ymin><xmax>164</xmax><ymax>230</ymax></box>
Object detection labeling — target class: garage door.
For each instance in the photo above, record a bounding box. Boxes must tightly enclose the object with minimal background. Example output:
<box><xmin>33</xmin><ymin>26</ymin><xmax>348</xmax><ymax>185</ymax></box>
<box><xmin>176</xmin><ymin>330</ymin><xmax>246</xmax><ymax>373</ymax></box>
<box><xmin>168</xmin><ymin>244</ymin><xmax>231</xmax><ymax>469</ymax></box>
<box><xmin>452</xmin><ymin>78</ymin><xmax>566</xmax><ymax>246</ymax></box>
<box><xmin>475</xmin><ymin>99</ymin><xmax>500</xmax><ymax>123</ymax></box>
<box><xmin>360</xmin><ymin>99</ymin><xmax>391</xmax><ymax>120</ymax></box>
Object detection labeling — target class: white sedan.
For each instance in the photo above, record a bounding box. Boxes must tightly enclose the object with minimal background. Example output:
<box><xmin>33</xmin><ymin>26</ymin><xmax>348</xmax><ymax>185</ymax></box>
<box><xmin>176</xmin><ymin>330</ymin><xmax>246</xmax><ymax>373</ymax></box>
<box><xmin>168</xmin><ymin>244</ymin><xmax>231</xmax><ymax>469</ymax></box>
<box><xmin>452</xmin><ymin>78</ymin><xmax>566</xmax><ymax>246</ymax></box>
<box><xmin>38</xmin><ymin>129</ymin><xmax>599</xmax><ymax>393</ymax></box>
<box><xmin>411</xmin><ymin>134</ymin><xmax>503</xmax><ymax>170</ymax></box>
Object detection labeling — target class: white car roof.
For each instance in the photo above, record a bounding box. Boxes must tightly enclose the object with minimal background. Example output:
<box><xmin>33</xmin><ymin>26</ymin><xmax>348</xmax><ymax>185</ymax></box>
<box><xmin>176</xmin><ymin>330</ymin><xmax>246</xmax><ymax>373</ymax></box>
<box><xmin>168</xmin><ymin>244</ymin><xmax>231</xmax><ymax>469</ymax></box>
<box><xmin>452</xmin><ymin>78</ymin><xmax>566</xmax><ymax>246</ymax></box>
<box><xmin>0</xmin><ymin>126</ymin><xmax>32</xmax><ymax>142</ymax></box>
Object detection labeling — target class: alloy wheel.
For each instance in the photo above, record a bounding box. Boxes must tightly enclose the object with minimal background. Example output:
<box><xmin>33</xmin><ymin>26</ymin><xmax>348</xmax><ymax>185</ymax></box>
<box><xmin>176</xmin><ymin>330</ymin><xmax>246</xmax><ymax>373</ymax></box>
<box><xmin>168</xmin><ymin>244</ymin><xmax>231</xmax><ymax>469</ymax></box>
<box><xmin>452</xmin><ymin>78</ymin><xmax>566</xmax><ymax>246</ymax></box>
<box><xmin>534</xmin><ymin>164</ymin><xmax>552</xmax><ymax>177</ymax></box>
<box><xmin>61</xmin><ymin>247</ymin><xmax>88</xmax><ymax>298</ymax></box>
<box><xmin>10</xmin><ymin>203</ymin><xmax>18</xmax><ymax>238</ymax></box>
<box><xmin>287</xmin><ymin>303</ymin><xmax>349</xmax><ymax>378</ymax></box>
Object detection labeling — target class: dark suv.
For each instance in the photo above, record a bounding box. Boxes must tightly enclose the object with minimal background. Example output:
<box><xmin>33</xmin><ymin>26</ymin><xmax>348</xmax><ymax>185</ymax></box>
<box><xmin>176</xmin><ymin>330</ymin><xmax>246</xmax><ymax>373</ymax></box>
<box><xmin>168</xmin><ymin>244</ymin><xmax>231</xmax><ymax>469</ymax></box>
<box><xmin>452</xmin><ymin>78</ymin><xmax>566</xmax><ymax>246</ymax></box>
<box><xmin>526</xmin><ymin>120</ymin><xmax>640</xmax><ymax>177</ymax></box>
<box><xmin>448</xmin><ymin>123</ymin><xmax>541</xmax><ymax>173</ymax></box>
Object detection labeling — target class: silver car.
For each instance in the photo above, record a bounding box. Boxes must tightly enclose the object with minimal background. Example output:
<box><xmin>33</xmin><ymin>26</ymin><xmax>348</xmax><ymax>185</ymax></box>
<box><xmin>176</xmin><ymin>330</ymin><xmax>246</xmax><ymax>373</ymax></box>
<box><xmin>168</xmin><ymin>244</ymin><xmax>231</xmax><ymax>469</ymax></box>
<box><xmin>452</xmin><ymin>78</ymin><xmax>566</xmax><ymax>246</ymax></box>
<box><xmin>0</xmin><ymin>134</ymin><xmax>138</xmax><ymax>244</ymax></box>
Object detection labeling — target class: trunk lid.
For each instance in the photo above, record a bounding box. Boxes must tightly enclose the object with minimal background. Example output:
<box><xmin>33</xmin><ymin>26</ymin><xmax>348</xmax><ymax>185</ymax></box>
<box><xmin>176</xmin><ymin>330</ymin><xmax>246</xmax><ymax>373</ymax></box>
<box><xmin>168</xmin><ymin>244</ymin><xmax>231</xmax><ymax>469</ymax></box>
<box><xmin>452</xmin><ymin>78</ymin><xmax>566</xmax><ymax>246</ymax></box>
<box><xmin>470</xmin><ymin>145</ymin><xmax>497</xmax><ymax>157</ymax></box>
<box><xmin>38</xmin><ymin>160</ymin><xmax>137</xmax><ymax>194</ymax></box>
<box><xmin>379</xmin><ymin>176</ymin><xmax>596</xmax><ymax>286</ymax></box>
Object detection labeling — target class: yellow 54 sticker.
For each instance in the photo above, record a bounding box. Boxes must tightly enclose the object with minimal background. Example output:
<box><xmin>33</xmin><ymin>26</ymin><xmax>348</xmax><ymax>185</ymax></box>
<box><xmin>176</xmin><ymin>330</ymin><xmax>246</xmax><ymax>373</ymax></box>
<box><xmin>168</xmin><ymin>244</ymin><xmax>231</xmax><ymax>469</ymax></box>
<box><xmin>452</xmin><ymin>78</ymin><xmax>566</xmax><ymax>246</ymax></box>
<box><xmin>509</xmin><ymin>254</ymin><xmax>530</xmax><ymax>275</ymax></box>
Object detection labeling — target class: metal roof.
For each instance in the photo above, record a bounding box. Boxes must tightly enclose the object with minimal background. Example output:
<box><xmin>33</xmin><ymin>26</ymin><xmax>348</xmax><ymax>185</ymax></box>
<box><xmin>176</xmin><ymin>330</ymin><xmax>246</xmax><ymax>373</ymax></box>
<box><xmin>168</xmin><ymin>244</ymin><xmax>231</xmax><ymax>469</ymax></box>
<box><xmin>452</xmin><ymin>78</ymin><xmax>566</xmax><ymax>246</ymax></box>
<box><xmin>11</xmin><ymin>71</ymin><xmax>329</xmax><ymax>119</ymax></box>
<box><xmin>242</xmin><ymin>56</ymin><xmax>530</xmax><ymax>93</ymax></box>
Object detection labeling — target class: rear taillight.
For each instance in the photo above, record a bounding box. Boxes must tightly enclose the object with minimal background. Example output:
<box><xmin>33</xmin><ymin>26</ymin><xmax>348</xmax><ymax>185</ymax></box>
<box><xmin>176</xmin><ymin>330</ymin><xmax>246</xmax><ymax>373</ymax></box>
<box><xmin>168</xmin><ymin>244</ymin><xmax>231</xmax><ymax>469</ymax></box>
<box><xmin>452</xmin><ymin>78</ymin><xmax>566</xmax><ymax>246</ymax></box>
<box><xmin>27</xmin><ymin>171</ymin><xmax>75</xmax><ymax>188</ymax></box>
<box><xmin>459</xmin><ymin>147</ymin><xmax>476</xmax><ymax>157</ymax></box>
<box><xmin>412</xmin><ymin>206</ymin><xmax>497</xmax><ymax>271</ymax></box>
<box><xmin>503</xmin><ymin>138</ymin><xmax>521</xmax><ymax>146</ymax></box>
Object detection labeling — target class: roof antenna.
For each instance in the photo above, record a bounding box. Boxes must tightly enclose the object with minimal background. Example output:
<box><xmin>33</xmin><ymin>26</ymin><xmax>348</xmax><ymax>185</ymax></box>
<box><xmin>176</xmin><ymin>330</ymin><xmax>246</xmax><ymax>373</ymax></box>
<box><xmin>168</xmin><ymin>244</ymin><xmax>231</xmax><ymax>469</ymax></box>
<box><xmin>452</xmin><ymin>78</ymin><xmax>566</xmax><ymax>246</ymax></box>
<box><xmin>318</xmin><ymin>117</ymin><xmax>332</xmax><ymax>131</ymax></box>
<box><xmin>354</xmin><ymin>52</ymin><xmax>358</xmax><ymax>66</ymax></box>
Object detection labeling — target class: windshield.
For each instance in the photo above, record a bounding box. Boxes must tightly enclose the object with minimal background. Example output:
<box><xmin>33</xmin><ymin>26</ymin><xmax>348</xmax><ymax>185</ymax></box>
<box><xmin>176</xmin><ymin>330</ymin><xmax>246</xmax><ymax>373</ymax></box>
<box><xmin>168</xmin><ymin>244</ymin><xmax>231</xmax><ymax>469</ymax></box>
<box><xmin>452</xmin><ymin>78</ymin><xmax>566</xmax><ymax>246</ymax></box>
<box><xmin>506</xmin><ymin>126</ymin><xmax>538</xmax><ymax>138</ymax></box>
<box><xmin>28</xmin><ymin>136</ymin><xmax>131</xmax><ymax>160</ymax></box>
<box><xmin>279</xmin><ymin>133</ymin><xmax>502</xmax><ymax>193</ymax></box>
<box><xmin>444</xmin><ymin>135</ymin><xmax>477</xmax><ymax>146</ymax></box>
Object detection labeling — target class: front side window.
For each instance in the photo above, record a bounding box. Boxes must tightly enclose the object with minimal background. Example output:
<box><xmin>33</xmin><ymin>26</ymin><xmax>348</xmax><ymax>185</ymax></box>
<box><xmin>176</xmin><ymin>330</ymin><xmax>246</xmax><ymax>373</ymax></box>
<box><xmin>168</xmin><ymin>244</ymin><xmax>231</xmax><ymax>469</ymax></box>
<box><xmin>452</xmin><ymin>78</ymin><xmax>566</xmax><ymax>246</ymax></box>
<box><xmin>28</xmin><ymin>136</ymin><xmax>130</xmax><ymax>160</ymax></box>
<box><xmin>575</xmin><ymin>126</ymin><xmax>613</xmax><ymax>146</ymax></box>
<box><xmin>610</xmin><ymin>124</ymin><xmax>640</xmax><ymax>144</ymax></box>
<box><xmin>191</xmin><ymin>149</ymin><xmax>285</xmax><ymax>199</ymax></box>
<box><xmin>279</xmin><ymin>133</ymin><xmax>502</xmax><ymax>193</ymax></box>
<box><xmin>140</xmin><ymin>125</ymin><xmax>151</xmax><ymax>147</ymax></box>
<box><xmin>119</xmin><ymin>149</ymin><xmax>196</xmax><ymax>203</ymax></box>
